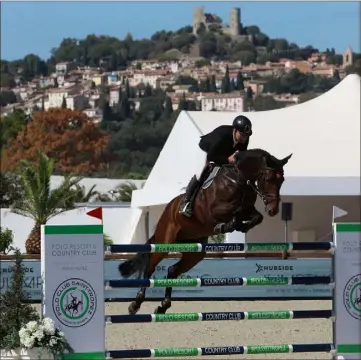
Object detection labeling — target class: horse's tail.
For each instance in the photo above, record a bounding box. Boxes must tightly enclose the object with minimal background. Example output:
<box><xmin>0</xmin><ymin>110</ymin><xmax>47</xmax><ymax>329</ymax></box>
<box><xmin>118</xmin><ymin>235</ymin><xmax>155</xmax><ymax>279</ymax></box>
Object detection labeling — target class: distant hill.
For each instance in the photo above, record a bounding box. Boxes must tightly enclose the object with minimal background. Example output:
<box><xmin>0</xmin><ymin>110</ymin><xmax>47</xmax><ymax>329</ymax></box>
<box><xmin>1</xmin><ymin>18</ymin><xmax>359</xmax><ymax>89</ymax></box>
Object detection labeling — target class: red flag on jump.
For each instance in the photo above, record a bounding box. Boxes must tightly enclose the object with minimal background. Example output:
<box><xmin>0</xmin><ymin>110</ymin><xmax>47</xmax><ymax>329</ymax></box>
<box><xmin>86</xmin><ymin>207</ymin><xmax>103</xmax><ymax>221</ymax></box>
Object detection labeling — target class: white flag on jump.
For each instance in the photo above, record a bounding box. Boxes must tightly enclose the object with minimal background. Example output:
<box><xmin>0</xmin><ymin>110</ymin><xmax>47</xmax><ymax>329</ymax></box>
<box><xmin>332</xmin><ymin>206</ymin><xmax>348</xmax><ymax>221</ymax></box>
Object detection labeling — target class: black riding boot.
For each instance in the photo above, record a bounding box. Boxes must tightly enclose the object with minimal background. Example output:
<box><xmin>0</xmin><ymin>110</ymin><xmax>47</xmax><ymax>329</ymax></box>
<box><xmin>178</xmin><ymin>175</ymin><xmax>201</xmax><ymax>217</ymax></box>
<box><xmin>214</xmin><ymin>217</ymin><xmax>237</xmax><ymax>234</ymax></box>
<box><xmin>179</xmin><ymin>163</ymin><xmax>215</xmax><ymax>218</ymax></box>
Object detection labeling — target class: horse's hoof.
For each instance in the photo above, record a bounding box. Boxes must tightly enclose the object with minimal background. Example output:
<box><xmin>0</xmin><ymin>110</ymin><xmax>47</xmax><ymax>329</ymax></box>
<box><xmin>154</xmin><ymin>306</ymin><xmax>166</xmax><ymax>315</ymax></box>
<box><xmin>128</xmin><ymin>303</ymin><xmax>139</xmax><ymax>315</ymax></box>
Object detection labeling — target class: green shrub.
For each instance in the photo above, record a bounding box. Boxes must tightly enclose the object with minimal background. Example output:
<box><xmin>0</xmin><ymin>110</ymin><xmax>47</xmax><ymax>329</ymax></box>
<box><xmin>0</xmin><ymin>249</ymin><xmax>40</xmax><ymax>350</ymax></box>
<box><xmin>0</xmin><ymin>226</ymin><xmax>14</xmax><ymax>254</ymax></box>
<box><xmin>104</xmin><ymin>233</ymin><xmax>114</xmax><ymax>245</ymax></box>
<box><xmin>209</xmin><ymin>234</ymin><xmax>225</xmax><ymax>243</ymax></box>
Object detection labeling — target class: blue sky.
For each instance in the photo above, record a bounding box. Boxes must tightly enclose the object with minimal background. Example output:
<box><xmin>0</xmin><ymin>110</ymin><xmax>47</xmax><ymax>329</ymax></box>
<box><xmin>1</xmin><ymin>1</ymin><xmax>360</xmax><ymax>60</ymax></box>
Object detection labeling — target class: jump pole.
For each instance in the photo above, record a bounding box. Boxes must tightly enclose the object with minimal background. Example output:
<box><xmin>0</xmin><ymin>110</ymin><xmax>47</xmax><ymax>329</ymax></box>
<box><xmin>40</xmin><ymin>222</ymin><xmax>361</xmax><ymax>359</ymax></box>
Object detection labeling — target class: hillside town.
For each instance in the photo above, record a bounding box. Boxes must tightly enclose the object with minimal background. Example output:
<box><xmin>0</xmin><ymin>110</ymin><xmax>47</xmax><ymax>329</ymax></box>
<box><xmin>1</xmin><ymin>5</ymin><xmax>360</xmax><ymax>179</ymax></box>
<box><xmin>1</xmin><ymin>5</ymin><xmax>358</xmax><ymax>121</ymax></box>
<box><xmin>1</xmin><ymin>46</ymin><xmax>355</xmax><ymax>121</ymax></box>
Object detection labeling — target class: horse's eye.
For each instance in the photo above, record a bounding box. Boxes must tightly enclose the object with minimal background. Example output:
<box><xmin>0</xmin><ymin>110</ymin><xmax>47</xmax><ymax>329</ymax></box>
<box><xmin>275</xmin><ymin>172</ymin><xmax>282</xmax><ymax>179</ymax></box>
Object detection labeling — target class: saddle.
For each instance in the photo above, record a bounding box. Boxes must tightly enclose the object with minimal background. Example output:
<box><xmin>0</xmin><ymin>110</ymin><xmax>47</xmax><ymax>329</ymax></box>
<box><xmin>201</xmin><ymin>166</ymin><xmax>222</xmax><ymax>190</ymax></box>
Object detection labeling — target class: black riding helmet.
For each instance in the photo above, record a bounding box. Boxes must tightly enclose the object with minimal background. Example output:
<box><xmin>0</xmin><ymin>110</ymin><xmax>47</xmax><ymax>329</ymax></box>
<box><xmin>232</xmin><ymin>115</ymin><xmax>252</xmax><ymax>136</ymax></box>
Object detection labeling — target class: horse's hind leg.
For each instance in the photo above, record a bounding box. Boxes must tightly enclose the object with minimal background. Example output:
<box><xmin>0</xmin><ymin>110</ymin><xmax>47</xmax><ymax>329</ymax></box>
<box><xmin>154</xmin><ymin>249</ymin><xmax>206</xmax><ymax>314</ymax></box>
<box><xmin>128</xmin><ymin>253</ymin><xmax>166</xmax><ymax>315</ymax></box>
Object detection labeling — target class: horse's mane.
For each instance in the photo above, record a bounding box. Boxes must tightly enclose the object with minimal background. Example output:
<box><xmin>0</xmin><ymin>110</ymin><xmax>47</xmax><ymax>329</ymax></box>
<box><xmin>246</xmin><ymin>148</ymin><xmax>272</xmax><ymax>158</ymax></box>
<box><xmin>244</xmin><ymin>148</ymin><xmax>283</xmax><ymax>171</ymax></box>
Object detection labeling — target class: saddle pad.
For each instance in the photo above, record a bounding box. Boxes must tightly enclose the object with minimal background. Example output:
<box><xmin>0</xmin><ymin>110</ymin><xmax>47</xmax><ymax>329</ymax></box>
<box><xmin>202</xmin><ymin>166</ymin><xmax>221</xmax><ymax>190</ymax></box>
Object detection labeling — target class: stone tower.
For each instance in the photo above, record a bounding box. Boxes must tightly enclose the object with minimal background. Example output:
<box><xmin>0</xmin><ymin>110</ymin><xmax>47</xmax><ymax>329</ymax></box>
<box><xmin>229</xmin><ymin>7</ymin><xmax>241</xmax><ymax>36</ymax></box>
<box><xmin>343</xmin><ymin>46</ymin><xmax>354</xmax><ymax>67</ymax></box>
<box><xmin>193</xmin><ymin>6</ymin><xmax>205</xmax><ymax>35</ymax></box>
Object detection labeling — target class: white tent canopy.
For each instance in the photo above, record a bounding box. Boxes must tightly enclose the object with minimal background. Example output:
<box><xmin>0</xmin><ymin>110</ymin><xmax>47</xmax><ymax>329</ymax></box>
<box><xmin>132</xmin><ymin>74</ymin><xmax>360</xmax><ymax>208</ymax></box>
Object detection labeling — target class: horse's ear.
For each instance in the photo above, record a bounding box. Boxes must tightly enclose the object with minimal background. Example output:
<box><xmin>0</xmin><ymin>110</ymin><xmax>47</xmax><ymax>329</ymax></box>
<box><xmin>236</xmin><ymin>151</ymin><xmax>247</xmax><ymax>164</ymax></box>
<box><xmin>262</xmin><ymin>156</ymin><xmax>268</xmax><ymax>167</ymax></box>
<box><xmin>281</xmin><ymin>153</ymin><xmax>293</xmax><ymax>165</ymax></box>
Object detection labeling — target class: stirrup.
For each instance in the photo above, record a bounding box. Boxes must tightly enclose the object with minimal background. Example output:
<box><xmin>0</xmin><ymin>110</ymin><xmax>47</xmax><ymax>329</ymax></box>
<box><xmin>179</xmin><ymin>201</ymin><xmax>193</xmax><ymax>217</ymax></box>
<box><xmin>178</xmin><ymin>200</ymin><xmax>191</xmax><ymax>214</ymax></box>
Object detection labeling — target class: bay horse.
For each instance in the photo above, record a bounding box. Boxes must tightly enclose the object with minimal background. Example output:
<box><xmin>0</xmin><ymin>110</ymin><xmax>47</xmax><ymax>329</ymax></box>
<box><xmin>119</xmin><ymin>148</ymin><xmax>292</xmax><ymax>315</ymax></box>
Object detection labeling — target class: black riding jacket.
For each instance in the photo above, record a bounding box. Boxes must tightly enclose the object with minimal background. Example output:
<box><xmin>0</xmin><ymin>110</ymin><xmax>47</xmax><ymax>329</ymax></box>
<box><xmin>198</xmin><ymin>125</ymin><xmax>249</xmax><ymax>165</ymax></box>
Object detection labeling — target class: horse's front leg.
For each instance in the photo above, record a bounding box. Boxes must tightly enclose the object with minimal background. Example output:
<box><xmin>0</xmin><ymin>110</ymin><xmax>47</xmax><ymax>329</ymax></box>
<box><xmin>214</xmin><ymin>207</ymin><xmax>263</xmax><ymax>234</ymax></box>
<box><xmin>235</xmin><ymin>206</ymin><xmax>263</xmax><ymax>233</ymax></box>
<box><xmin>154</xmin><ymin>249</ymin><xmax>206</xmax><ymax>314</ymax></box>
<box><xmin>214</xmin><ymin>216</ymin><xmax>237</xmax><ymax>234</ymax></box>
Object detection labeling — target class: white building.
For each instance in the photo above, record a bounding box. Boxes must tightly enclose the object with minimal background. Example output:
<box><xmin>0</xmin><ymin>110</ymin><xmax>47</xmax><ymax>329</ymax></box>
<box><xmin>109</xmin><ymin>87</ymin><xmax>120</xmax><ymax>106</ymax></box>
<box><xmin>47</xmin><ymin>88</ymin><xmax>77</xmax><ymax>109</ymax></box>
<box><xmin>108</xmin><ymin>73</ymin><xmax>120</xmax><ymax>86</ymax></box>
<box><xmin>201</xmin><ymin>93</ymin><xmax>244</xmax><ymax>112</ymax></box>
<box><xmin>55</xmin><ymin>62</ymin><xmax>70</xmax><ymax>75</ymax></box>
<box><xmin>127</xmin><ymin>74</ymin><xmax>360</xmax><ymax>245</ymax></box>
<box><xmin>130</xmin><ymin>70</ymin><xmax>169</xmax><ymax>88</ymax></box>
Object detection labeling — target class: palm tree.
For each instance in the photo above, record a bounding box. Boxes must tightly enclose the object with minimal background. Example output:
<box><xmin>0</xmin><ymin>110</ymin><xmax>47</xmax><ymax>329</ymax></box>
<box><xmin>94</xmin><ymin>192</ymin><xmax>113</xmax><ymax>202</ymax></box>
<box><xmin>71</xmin><ymin>184</ymin><xmax>99</xmax><ymax>203</ymax></box>
<box><xmin>11</xmin><ymin>151</ymin><xmax>83</xmax><ymax>254</ymax></box>
<box><xmin>112</xmin><ymin>181</ymin><xmax>139</xmax><ymax>202</ymax></box>
<box><xmin>95</xmin><ymin>181</ymin><xmax>142</xmax><ymax>203</ymax></box>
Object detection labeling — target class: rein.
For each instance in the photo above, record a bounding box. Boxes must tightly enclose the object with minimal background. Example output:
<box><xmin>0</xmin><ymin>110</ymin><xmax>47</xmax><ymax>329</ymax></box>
<box><xmin>223</xmin><ymin>164</ymin><xmax>280</xmax><ymax>207</ymax></box>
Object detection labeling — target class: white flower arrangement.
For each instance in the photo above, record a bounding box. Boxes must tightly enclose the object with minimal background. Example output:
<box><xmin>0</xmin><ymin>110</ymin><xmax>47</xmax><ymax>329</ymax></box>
<box><xmin>19</xmin><ymin>317</ymin><xmax>73</xmax><ymax>357</ymax></box>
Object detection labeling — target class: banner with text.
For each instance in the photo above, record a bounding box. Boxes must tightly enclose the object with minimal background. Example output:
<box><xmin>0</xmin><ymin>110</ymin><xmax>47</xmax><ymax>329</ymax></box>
<box><xmin>41</xmin><ymin>224</ymin><xmax>105</xmax><ymax>359</ymax></box>
<box><xmin>1</xmin><ymin>257</ymin><xmax>332</xmax><ymax>301</ymax></box>
<box><xmin>334</xmin><ymin>223</ymin><xmax>361</xmax><ymax>360</ymax></box>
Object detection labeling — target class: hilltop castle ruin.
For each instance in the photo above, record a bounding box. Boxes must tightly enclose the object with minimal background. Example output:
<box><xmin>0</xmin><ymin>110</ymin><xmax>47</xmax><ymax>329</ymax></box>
<box><xmin>192</xmin><ymin>6</ymin><xmax>252</xmax><ymax>42</ymax></box>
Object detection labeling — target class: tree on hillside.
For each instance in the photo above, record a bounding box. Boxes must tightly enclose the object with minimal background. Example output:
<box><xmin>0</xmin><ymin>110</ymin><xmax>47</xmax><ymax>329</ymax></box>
<box><xmin>102</xmin><ymin>101</ymin><xmax>113</xmax><ymax>122</ymax></box>
<box><xmin>210</xmin><ymin>75</ymin><xmax>217</xmax><ymax>92</ymax></box>
<box><xmin>178</xmin><ymin>93</ymin><xmax>188</xmax><ymax>111</ymax></box>
<box><xmin>298</xmin><ymin>92</ymin><xmax>320</xmax><ymax>104</ymax></box>
<box><xmin>221</xmin><ymin>65</ymin><xmax>231</xmax><ymax>93</ymax></box>
<box><xmin>252</xmin><ymin>95</ymin><xmax>285</xmax><ymax>111</ymax></box>
<box><xmin>2</xmin><ymin>108</ymin><xmax>110</xmax><ymax>175</ymax></box>
<box><xmin>245</xmin><ymin>25</ymin><xmax>260</xmax><ymax>35</ymax></box>
<box><xmin>0</xmin><ymin>73</ymin><xmax>16</xmax><ymax>88</ymax></box>
<box><xmin>163</xmin><ymin>96</ymin><xmax>173</xmax><ymax>117</ymax></box>
<box><xmin>345</xmin><ymin>58</ymin><xmax>361</xmax><ymax>76</ymax></box>
<box><xmin>199</xmin><ymin>78</ymin><xmax>211</xmax><ymax>92</ymax></box>
<box><xmin>11</xmin><ymin>151</ymin><xmax>83</xmax><ymax>254</ymax></box>
<box><xmin>144</xmin><ymin>83</ymin><xmax>153</xmax><ymax>97</ymax></box>
<box><xmin>244</xmin><ymin>86</ymin><xmax>254</xmax><ymax>110</ymax></box>
<box><xmin>61</xmin><ymin>96</ymin><xmax>67</xmax><ymax>108</ymax></box>
<box><xmin>0</xmin><ymin>110</ymin><xmax>29</xmax><ymax>150</ymax></box>
<box><xmin>0</xmin><ymin>172</ymin><xmax>24</xmax><ymax>208</ymax></box>
<box><xmin>236</xmin><ymin>72</ymin><xmax>245</xmax><ymax>90</ymax></box>
<box><xmin>0</xmin><ymin>91</ymin><xmax>17</xmax><ymax>107</ymax></box>
<box><xmin>175</xmin><ymin>76</ymin><xmax>198</xmax><ymax>86</ymax></box>
<box><xmin>235</xmin><ymin>50</ymin><xmax>256</xmax><ymax>65</ymax></box>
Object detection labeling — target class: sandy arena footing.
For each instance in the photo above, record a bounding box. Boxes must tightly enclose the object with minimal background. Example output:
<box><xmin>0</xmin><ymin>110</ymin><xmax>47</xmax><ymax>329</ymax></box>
<box><xmin>35</xmin><ymin>300</ymin><xmax>333</xmax><ymax>359</ymax></box>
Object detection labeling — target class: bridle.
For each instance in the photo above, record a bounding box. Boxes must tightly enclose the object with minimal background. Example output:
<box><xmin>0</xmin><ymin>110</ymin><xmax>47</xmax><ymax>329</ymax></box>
<box><xmin>224</xmin><ymin>163</ymin><xmax>282</xmax><ymax>211</ymax></box>
<box><xmin>246</xmin><ymin>168</ymin><xmax>281</xmax><ymax>210</ymax></box>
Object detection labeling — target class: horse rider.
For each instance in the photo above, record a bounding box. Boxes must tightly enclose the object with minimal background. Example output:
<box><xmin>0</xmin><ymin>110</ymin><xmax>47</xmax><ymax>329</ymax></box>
<box><xmin>178</xmin><ymin>115</ymin><xmax>253</xmax><ymax>220</ymax></box>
